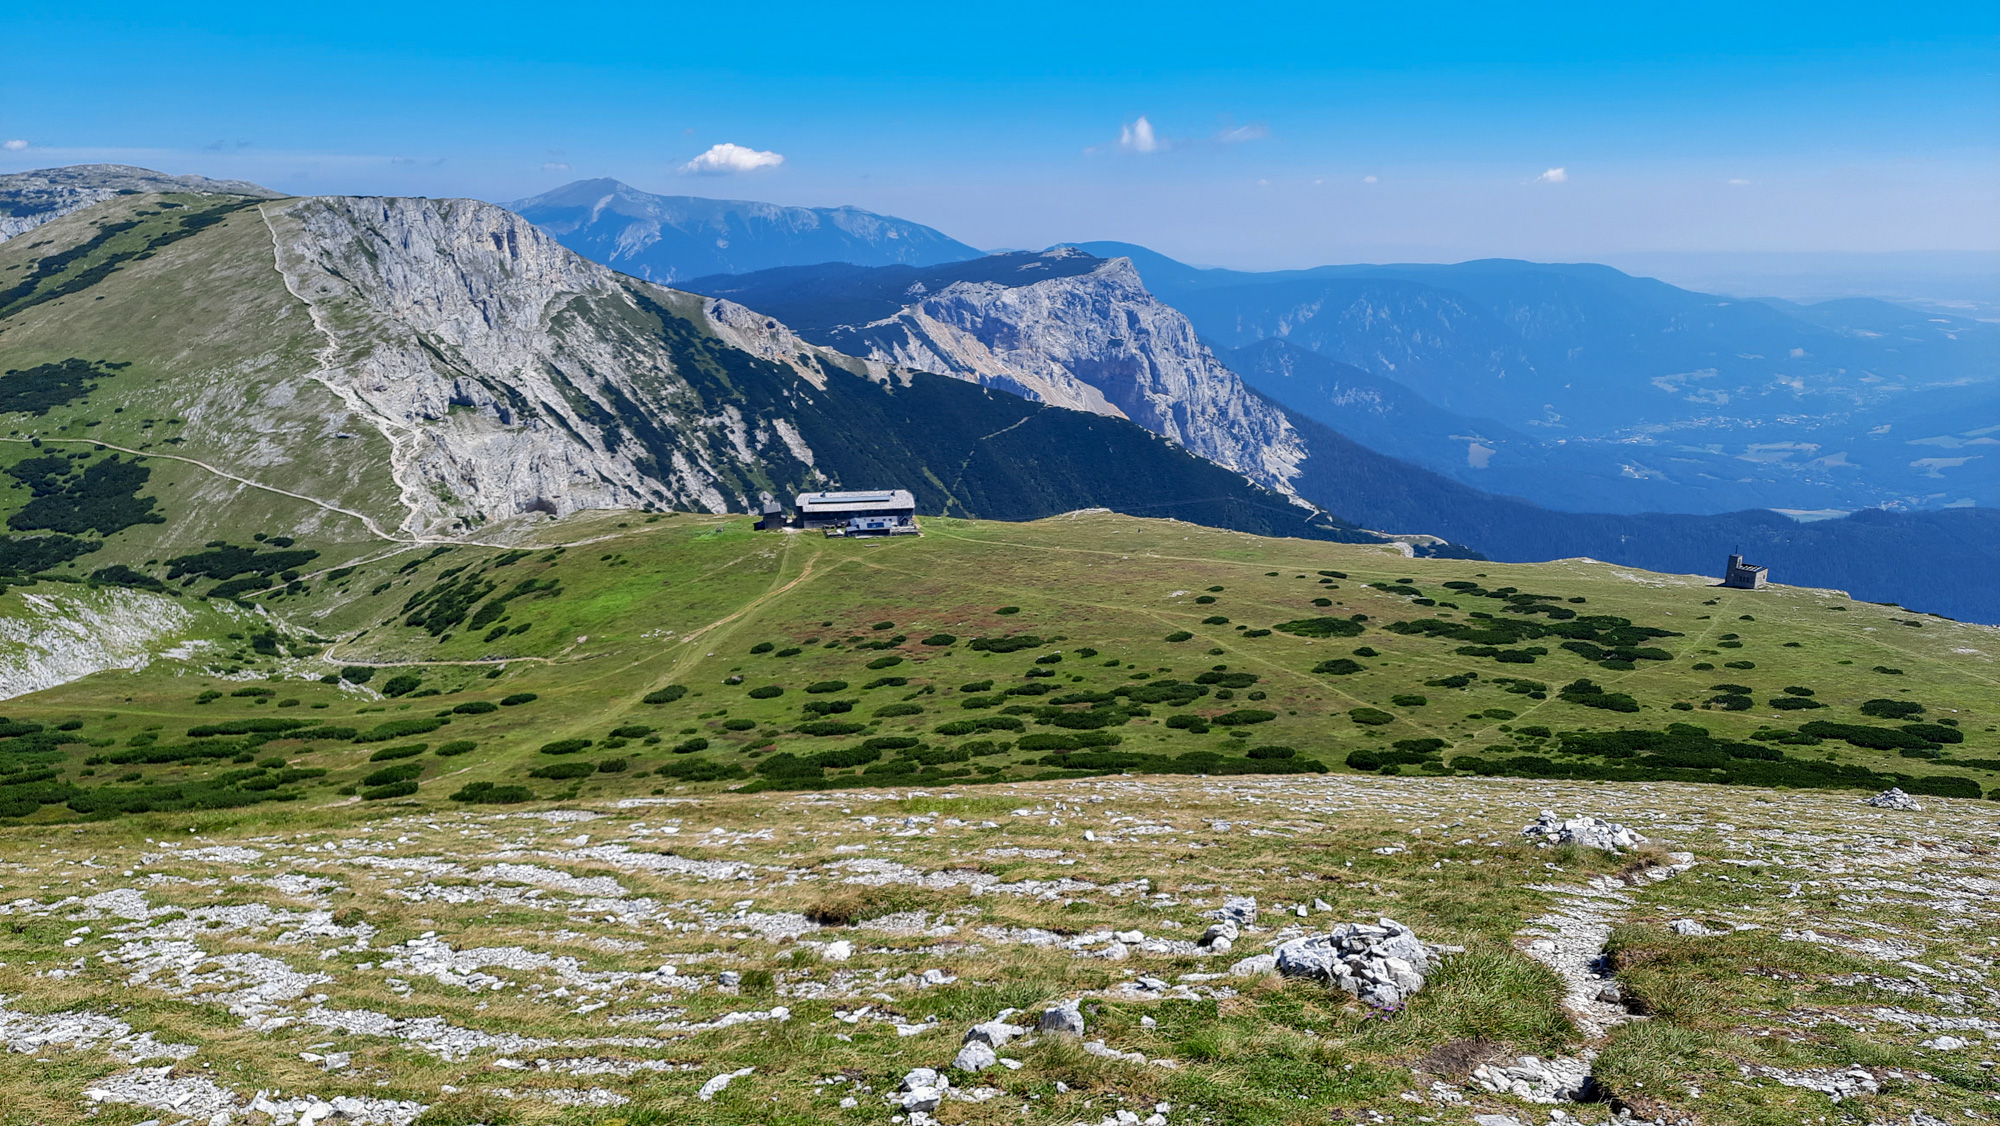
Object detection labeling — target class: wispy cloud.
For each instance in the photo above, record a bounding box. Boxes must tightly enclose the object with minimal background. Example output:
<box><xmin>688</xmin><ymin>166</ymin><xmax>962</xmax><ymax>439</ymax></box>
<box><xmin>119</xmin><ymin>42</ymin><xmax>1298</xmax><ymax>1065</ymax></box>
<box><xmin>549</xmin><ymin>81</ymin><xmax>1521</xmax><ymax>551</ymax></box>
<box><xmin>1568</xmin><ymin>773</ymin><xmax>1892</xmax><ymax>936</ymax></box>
<box><xmin>1727</xmin><ymin>177</ymin><xmax>1750</xmax><ymax>186</ymax></box>
<box><xmin>1536</xmin><ymin>167</ymin><xmax>1568</xmax><ymax>183</ymax></box>
<box><xmin>1118</xmin><ymin>116</ymin><xmax>1163</xmax><ymax>153</ymax></box>
<box><xmin>1214</xmin><ymin>123</ymin><xmax>1269</xmax><ymax>144</ymax></box>
<box><xmin>542</xmin><ymin>162</ymin><xmax>572</xmax><ymax>172</ymax></box>
<box><xmin>680</xmin><ymin>142</ymin><xmax>784</xmax><ymax>175</ymax></box>
<box><xmin>2</xmin><ymin>140</ymin><xmax>26</xmax><ymax>151</ymax></box>
<box><xmin>1363</xmin><ymin>174</ymin><xmax>1378</xmax><ymax>184</ymax></box>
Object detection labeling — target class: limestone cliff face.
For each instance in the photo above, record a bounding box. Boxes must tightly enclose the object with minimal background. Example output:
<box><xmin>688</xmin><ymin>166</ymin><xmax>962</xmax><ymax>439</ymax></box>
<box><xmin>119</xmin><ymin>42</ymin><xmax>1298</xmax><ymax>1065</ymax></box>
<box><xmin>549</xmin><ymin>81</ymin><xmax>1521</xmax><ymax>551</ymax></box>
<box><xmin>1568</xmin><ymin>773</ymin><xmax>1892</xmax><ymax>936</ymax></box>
<box><xmin>260</xmin><ymin>196</ymin><xmax>858</xmax><ymax>533</ymax></box>
<box><xmin>824</xmin><ymin>255</ymin><xmax>1309</xmax><ymax>498</ymax></box>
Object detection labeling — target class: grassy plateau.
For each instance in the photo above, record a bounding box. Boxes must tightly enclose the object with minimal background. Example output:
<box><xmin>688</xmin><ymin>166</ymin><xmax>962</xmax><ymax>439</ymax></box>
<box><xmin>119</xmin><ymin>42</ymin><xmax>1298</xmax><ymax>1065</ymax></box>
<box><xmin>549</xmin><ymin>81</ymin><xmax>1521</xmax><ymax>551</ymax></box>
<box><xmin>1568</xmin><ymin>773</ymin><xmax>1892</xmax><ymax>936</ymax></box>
<box><xmin>0</xmin><ymin>508</ymin><xmax>1993</xmax><ymax>1125</ymax></box>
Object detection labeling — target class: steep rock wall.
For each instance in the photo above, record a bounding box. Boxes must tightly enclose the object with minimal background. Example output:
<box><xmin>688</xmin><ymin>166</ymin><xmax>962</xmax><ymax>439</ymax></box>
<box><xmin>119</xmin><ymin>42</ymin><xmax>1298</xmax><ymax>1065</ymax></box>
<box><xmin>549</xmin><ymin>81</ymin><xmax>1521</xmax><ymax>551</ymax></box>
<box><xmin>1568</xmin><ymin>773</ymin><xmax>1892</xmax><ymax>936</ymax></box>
<box><xmin>826</xmin><ymin>257</ymin><xmax>1310</xmax><ymax>498</ymax></box>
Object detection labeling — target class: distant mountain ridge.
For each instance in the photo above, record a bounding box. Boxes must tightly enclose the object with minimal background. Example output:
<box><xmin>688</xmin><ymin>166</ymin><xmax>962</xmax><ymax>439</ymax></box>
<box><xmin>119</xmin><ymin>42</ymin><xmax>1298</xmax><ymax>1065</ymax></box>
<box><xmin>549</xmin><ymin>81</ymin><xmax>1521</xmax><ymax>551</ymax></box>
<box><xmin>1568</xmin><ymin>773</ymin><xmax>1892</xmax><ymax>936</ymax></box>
<box><xmin>507</xmin><ymin>178</ymin><xmax>981</xmax><ymax>283</ymax></box>
<box><xmin>0</xmin><ymin>163</ymin><xmax>279</xmax><ymax>241</ymax></box>
<box><xmin>1072</xmin><ymin>240</ymin><xmax>2000</xmax><ymax>516</ymax></box>
<box><xmin>687</xmin><ymin>251</ymin><xmax>1314</xmax><ymax>499</ymax></box>
<box><xmin>689</xmin><ymin>249</ymin><xmax>2000</xmax><ymax>622</ymax></box>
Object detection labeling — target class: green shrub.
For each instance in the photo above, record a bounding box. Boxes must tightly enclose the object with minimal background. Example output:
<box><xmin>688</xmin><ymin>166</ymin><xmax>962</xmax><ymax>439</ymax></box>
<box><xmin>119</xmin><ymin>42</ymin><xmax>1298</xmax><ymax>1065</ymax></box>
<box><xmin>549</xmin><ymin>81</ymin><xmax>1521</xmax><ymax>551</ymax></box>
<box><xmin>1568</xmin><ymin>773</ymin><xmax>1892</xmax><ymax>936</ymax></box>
<box><xmin>361</xmin><ymin>780</ymin><xmax>418</xmax><ymax>801</ymax></box>
<box><xmin>452</xmin><ymin>701</ymin><xmax>498</xmax><ymax>715</ymax></box>
<box><xmin>874</xmin><ymin>703</ymin><xmax>924</xmax><ymax>718</ymax></box>
<box><xmin>749</xmin><ymin>642</ymin><xmax>774</xmax><ymax>654</ymax></box>
<box><xmin>794</xmin><ymin>722</ymin><xmax>864</xmax><ymax>737</ymax></box>
<box><xmin>1163</xmin><ymin>631</ymin><xmax>1195</xmax><ymax>642</ymax></box>
<box><xmin>435</xmin><ymin>740</ymin><xmax>476</xmax><ymax>757</ymax></box>
<box><xmin>866</xmin><ymin>655</ymin><xmax>905</xmax><ymax>669</ymax></box>
<box><xmin>1211</xmin><ymin>709</ymin><xmax>1276</xmax><ymax>726</ymax></box>
<box><xmin>367</xmin><ymin>743</ymin><xmax>427</xmax><ymax>762</ymax></box>
<box><xmin>1350</xmin><ymin>707</ymin><xmax>1395</xmax><ymax>726</ymax></box>
<box><xmin>1860</xmin><ymin>698</ymin><xmax>1924</xmax><ymax>719</ymax></box>
<box><xmin>655</xmin><ymin>758</ymin><xmax>747</xmax><ymax>782</ymax></box>
<box><xmin>1274</xmin><ymin>616</ymin><xmax>1366</xmax><ymax>639</ymax></box>
<box><xmin>747</xmin><ymin>685</ymin><xmax>785</xmax><ymax>699</ymax></box>
<box><xmin>1391</xmin><ymin>694</ymin><xmax>1427</xmax><ymax>707</ymax></box>
<box><xmin>921</xmin><ymin>634</ymin><xmax>957</xmax><ymax>646</ymax></box>
<box><xmin>674</xmin><ymin>737</ymin><xmax>713</xmax><ymax>752</ymax></box>
<box><xmin>362</xmin><ymin>762</ymin><xmax>424</xmax><ymax>787</ymax></box>
<box><xmin>356</xmin><ymin>718</ymin><xmax>444</xmax><ymax>742</ymax></box>
<box><xmin>450</xmin><ymin>782</ymin><xmax>534</xmax><ymax>804</ymax></box>
<box><xmin>500</xmin><ymin>692</ymin><xmax>538</xmax><ymax>706</ymax></box>
<box><xmin>642</xmin><ymin>686</ymin><xmax>687</xmax><ymax>705</ymax></box>
<box><xmin>538</xmin><ymin>738</ymin><xmax>593</xmax><ymax>756</ymax></box>
<box><xmin>805</xmin><ymin>680</ymin><xmax>849</xmax><ymax>694</ymax></box>
<box><xmin>969</xmin><ymin>635</ymin><xmax>1042</xmax><ymax>653</ymax></box>
<box><xmin>379</xmin><ymin>674</ymin><xmax>422</xmax><ymax>697</ymax></box>
<box><xmin>1195</xmin><ymin>671</ymin><xmax>1258</xmax><ymax>688</ymax></box>
<box><xmin>1313</xmin><ymin>659</ymin><xmax>1364</xmax><ymax>676</ymax></box>
<box><xmin>1560</xmin><ymin>679</ymin><xmax>1640</xmax><ymax>713</ymax></box>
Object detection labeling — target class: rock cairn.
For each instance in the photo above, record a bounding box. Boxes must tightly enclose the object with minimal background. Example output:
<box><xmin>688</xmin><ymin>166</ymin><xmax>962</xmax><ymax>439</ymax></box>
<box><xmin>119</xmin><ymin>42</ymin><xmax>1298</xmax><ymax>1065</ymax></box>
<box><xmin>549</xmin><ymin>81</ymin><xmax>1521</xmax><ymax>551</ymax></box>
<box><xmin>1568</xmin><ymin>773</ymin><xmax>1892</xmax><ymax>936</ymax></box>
<box><xmin>1864</xmin><ymin>787</ymin><xmax>1923</xmax><ymax>810</ymax></box>
<box><xmin>1273</xmin><ymin>917</ymin><xmax>1432</xmax><ymax>1007</ymax></box>
<box><xmin>1520</xmin><ymin>810</ymin><xmax>1646</xmax><ymax>853</ymax></box>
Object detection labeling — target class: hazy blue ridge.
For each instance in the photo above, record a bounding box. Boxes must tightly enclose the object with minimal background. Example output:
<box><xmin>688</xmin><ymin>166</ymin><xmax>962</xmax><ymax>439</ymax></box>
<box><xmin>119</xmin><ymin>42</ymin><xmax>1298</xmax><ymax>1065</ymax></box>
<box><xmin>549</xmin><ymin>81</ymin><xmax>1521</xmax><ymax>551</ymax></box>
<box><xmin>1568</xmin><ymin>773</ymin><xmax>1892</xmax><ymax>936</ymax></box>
<box><xmin>1267</xmin><ymin>401</ymin><xmax>2000</xmax><ymax>624</ymax></box>
<box><xmin>509</xmin><ymin>179</ymin><xmax>981</xmax><ymax>283</ymax></box>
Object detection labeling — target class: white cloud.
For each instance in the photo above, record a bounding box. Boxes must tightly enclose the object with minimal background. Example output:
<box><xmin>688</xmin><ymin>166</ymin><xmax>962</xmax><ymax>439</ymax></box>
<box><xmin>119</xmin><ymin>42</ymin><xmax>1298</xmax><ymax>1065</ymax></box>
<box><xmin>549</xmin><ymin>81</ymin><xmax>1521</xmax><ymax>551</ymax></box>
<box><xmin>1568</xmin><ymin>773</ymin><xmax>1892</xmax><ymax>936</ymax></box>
<box><xmin>1118</xmin><ymin>116</ymin><xmax>1162</xmax><ymax>153</ymax></box>
<box><xmin>1363</xmin><ymin>174</ymin><xmax>1378</xmax><ymax>184</ymax></box>
<box><xmin>1536</xmin><ymin>167</ymin><xmax>1567</xmax><ymax>183</ymax></box>
<box><xmin>1727</xmin><ymin>177</ymin><xmax>1750</xmax><ymax>186</ymax></box>
<box><xmin>542</xmin><ymin>162</ymin><xmax>572</xmax><ymax>172</ymax></box>
<box><xmin>2</xmin><ymin>140</ymin><xmax>26</xmax><ymax>151</ymax></box>
<box><xmin>680</xmin><ymin>142</ymin><xmax>784</xmax><ymax>175</ymax></box>
<box><xmin>1214</xmin><ymin>123</ymin><xmax>1269</xmax><ymax>144</ymax></box>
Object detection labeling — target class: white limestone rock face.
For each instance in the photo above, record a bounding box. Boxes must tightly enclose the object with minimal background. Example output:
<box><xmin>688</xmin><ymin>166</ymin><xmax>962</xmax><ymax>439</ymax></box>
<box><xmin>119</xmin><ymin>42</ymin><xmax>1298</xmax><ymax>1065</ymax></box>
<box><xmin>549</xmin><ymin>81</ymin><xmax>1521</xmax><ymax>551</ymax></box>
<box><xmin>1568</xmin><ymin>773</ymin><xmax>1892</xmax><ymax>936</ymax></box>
<box><xmin>827</xmin><ymin>254</ymin><xmax>1312</xmax><ymax>499</ymax></box>
<box><xmin>0</xmin><ymin>587</ymin><xmax>205</xmax><ymax>702</ymax></box>
<box><xmin>261</xmin><ymin>195</ymin><xmax>852</xmax><ymax>535</ymax></box>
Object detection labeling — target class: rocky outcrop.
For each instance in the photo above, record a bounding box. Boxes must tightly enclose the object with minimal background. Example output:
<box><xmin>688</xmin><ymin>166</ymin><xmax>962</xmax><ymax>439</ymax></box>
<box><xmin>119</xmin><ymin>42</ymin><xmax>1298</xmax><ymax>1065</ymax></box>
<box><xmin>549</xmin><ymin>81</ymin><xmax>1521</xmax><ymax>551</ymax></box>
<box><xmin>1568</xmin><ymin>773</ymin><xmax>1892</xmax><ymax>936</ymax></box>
<box><xmin>260</xmin><ymin>195</ymin><xmax>857</xmax><ymax>533</ymax></box>
<box><xmin>0</xmin><ymin>587</ymin><xmax>213</xmax><ymax>702</ymax></box>
<box><xmin>825</xmin><ymin>253</ymin><xmax>1311</xmax><ymax>499</ymax></box>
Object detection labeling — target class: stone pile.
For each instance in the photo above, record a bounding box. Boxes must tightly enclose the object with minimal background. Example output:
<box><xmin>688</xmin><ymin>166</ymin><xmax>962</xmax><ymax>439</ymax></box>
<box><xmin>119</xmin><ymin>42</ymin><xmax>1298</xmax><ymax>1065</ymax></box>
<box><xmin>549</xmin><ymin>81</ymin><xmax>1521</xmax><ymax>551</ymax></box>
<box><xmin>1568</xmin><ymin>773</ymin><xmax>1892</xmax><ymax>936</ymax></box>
<box><xmin>1469</xmin><ymin>1054</ymin><xmax>1596</xmax><ymax>1103</ymax></box>
<box><xmin>1520</xmin><ymin>811</ymin><xmax>1646</xmax><ymax>853</ymax></box>
<box><xmin>1864</xmin><ymin>788</ymin><xmax>1923</xmax><ymax>811</ymax></box>
<box><xmin>1273</xmin><ymin>917</ymin><xmax>1433</xmax><ymax>1007</ymax></box>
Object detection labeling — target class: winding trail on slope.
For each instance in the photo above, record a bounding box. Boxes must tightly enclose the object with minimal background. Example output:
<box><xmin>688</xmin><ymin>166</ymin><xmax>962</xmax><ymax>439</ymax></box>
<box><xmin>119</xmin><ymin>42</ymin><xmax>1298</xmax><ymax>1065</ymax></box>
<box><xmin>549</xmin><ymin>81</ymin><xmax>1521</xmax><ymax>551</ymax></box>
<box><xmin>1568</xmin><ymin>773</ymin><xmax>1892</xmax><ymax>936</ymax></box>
<box><xmin>0</xmin><ymin>437</ymin><xmax>405</xmax><ymax>543</ymax></box>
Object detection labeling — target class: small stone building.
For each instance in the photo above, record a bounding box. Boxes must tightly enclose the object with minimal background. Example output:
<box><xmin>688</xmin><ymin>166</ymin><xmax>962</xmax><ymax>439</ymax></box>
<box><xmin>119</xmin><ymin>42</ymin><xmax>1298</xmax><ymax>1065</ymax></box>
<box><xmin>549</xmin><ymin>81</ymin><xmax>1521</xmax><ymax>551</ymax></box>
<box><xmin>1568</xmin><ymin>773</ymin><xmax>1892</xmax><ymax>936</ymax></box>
<box><xmin>1720</xmin><ymin>552</ymin><xmax>1768</xmax><ymax>589</ymax></box>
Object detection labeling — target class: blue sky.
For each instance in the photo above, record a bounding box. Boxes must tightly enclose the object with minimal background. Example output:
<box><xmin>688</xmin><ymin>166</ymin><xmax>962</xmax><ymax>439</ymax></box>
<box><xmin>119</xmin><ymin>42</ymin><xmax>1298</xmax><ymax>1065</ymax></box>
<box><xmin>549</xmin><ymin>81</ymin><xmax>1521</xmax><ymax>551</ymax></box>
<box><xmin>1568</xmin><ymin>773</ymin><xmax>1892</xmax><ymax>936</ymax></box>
<box><xmin>4</xmin><ymin>1</ymin><xmax>1996</xmax><ymax>269</ymax></box>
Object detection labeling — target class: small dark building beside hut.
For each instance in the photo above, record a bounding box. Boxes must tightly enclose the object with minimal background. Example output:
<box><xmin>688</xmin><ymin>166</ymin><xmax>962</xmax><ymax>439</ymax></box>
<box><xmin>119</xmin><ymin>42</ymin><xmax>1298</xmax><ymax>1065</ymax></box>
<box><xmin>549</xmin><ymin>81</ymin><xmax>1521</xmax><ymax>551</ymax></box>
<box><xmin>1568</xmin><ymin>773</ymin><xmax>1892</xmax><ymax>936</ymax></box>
<box><xmin>1720</xmin><ymin>552</ymin><xmax>1769</xmax><ymax>589</ymax></box>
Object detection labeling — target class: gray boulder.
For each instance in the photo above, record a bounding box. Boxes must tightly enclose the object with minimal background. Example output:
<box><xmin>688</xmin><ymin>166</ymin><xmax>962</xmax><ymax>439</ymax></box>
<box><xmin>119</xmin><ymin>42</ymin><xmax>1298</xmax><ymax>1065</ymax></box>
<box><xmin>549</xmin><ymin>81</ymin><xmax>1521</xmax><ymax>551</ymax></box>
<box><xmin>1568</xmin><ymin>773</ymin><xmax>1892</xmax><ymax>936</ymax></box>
<box><xmin>1038</xmin><ymin>1001</ymin><xmax>1085</xmax><ymax>1036</ymax></box>
<box><xmin>952</xmin><ymin>1039</ymin><xmax>998</xmax><ymax>1073</ymax></box>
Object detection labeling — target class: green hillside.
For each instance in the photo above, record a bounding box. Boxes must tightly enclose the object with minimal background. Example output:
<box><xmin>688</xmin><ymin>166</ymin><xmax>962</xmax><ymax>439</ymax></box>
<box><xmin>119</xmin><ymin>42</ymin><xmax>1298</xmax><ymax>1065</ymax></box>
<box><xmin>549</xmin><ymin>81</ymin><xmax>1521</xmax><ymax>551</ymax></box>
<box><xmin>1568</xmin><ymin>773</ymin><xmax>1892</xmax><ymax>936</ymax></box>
<box><xmin>1</xmin><ymin>508</ymin><xmax>1991</xmax><ymax>821</ymax></box>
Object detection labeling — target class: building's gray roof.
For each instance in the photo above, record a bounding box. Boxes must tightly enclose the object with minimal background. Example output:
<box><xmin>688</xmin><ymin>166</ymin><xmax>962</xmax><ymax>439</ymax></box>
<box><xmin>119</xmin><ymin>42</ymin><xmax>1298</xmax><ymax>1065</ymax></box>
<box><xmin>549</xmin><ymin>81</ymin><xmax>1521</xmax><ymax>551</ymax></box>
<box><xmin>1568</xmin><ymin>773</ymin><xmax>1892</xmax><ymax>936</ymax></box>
<box><xmin>795</xmin><ymin>489</ymin><xmax>916</xmax><ymax>513</ymax></box>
